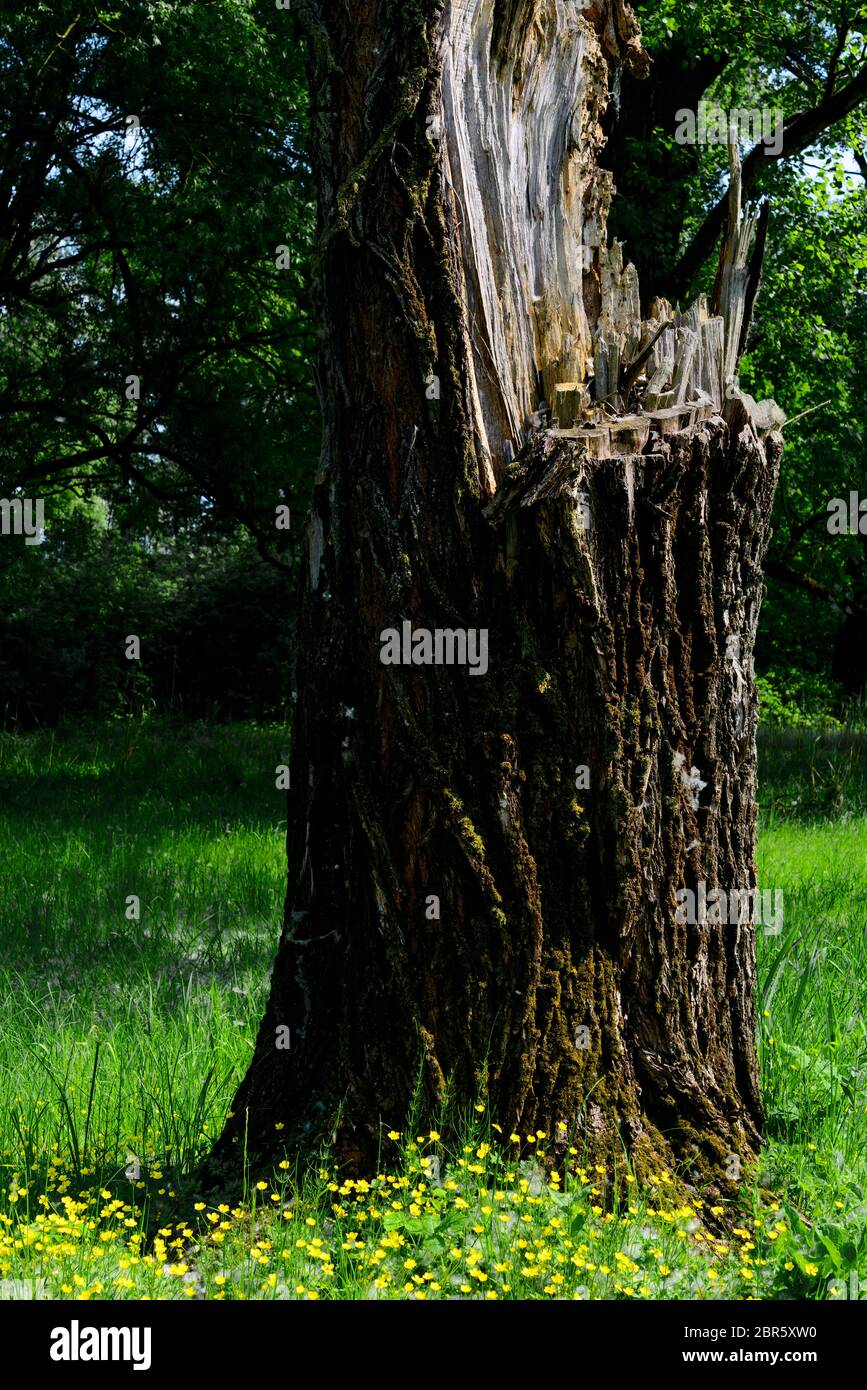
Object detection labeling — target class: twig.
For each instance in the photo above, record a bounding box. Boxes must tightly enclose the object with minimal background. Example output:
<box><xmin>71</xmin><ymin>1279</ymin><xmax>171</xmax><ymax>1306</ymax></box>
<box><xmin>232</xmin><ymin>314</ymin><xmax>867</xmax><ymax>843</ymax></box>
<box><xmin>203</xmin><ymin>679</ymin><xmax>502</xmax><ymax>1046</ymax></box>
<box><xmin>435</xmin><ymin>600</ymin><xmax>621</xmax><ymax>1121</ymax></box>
<box><xmin>780</xmin><ymin>399</ymin><xmax>833</xmax><ymax>431</ymax></box>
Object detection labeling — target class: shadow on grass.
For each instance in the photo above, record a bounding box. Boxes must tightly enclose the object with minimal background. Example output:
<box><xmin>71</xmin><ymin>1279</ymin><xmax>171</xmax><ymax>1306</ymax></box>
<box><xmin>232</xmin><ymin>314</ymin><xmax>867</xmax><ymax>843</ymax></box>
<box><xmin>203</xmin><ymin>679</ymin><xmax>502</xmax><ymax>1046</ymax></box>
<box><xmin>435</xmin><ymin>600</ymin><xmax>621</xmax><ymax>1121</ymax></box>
<box><xmin>758</xmin><ymin>726</ymin><xmax>867</xmax><ymax>822</ymax></box>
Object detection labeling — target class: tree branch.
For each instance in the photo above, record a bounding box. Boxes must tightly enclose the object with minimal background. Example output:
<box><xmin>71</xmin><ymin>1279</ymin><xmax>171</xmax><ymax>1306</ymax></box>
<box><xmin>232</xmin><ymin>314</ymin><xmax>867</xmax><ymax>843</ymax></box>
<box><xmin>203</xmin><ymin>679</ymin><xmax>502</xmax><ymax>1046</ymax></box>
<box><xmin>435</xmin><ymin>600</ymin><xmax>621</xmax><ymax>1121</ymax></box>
<box><xmin>764</xmin><ymin>558</ymin><xmax>867</xmax><ymax>616</ymax></box>
<box><xmin>663</xmin><ymin>60</ymin><xmax>867</xmax><ymax>303</ymax></box>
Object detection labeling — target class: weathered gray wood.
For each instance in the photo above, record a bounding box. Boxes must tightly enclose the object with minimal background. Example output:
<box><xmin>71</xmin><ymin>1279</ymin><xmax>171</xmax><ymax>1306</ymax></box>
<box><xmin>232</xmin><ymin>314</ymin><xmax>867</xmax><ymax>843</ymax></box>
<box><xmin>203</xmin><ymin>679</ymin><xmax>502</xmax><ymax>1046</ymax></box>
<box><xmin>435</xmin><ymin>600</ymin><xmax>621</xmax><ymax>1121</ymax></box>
<box><xmin>593</xmin><ymin>335</ymin><xmax>611</xmax><ymax>404</ymax></box>
<box><xmin>738</xmin><ymin>198</ymin><xmax>771</xmax><ymax>362</ymax></box>
<box><xmin>609</xmin><ymin>415</ymin><xmax>651</xmax><ymax>452</ymax></box>
<box><xmin>647</xmin><ymin>322</ymin><xmax>676</xmax><ymax>385</ymax></box>
<box><xmin>697</xmin><ymin>316</ymin><xmax>725</xmax><ymax>411</ymax></box>
<box><xmin>440</xmin><ymin>0</ymin><xmax>614</xmax><ymax>479</ymax></box>
<box><xmin>690</xmin><ymin>389</ymin><xmax>717</xmax><ymax>424</ymax></box>
<box><xmin>649</xmin><ymin>404</ymin><xmax>695</xmax><ymax>437</ymax></box>
<box><xmin>439</xmin><ymin>1</ymin><xmax>775</xmax><ymax>458</ymax></box>
<box><xmin>618</xmin><ymin>317</ymin><xmax>672</xmax><ymax>403</ymax></box>
<box><xmin>555</xmin><ymin>424</ymin><xmax>612</xmax><ymax>456</ymax></box>
<box><xmin>725</xmin><ymin>387</ymin><xmax>787</xmax><ymax>437</ymax></box>
<box><xmin>554</xmin><ymin>382</ymin><xmax>590</xmax><ymax>428</ymax></box>
<box><xmin>671</xmin><ymin>327</ymin><xmax>698</xmax><ymax>405</ymax></box>
<box><xmin>599</xmin><ymin>239</ymin><xmax>642</xmax><ymax>372</ymax></box>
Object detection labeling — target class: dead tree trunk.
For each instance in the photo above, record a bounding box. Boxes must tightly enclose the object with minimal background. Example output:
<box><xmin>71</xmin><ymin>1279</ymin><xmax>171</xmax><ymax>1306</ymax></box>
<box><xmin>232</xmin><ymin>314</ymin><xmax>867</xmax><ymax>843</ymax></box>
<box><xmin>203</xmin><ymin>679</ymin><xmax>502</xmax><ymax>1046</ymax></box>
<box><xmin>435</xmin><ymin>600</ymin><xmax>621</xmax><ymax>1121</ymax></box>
<box><xmin>209</xmin><ymin>0</ymin><xmax>782</xmax><ymax>1193</ymax></box>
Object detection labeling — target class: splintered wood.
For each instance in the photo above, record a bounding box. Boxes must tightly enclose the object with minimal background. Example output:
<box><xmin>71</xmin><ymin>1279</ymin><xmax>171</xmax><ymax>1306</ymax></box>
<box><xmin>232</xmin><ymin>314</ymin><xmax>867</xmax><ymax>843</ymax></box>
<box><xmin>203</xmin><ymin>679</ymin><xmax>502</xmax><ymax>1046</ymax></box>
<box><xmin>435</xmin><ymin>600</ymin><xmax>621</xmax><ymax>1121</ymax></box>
<box><xmin>439</xmin><ymin>1</ymin><xmax>782</xmax><ymax>483</ymax></box>
<box><xmin>549</xmin><ymin>133</ymin><xmax>783</xmax><ymax>446</ymax></box>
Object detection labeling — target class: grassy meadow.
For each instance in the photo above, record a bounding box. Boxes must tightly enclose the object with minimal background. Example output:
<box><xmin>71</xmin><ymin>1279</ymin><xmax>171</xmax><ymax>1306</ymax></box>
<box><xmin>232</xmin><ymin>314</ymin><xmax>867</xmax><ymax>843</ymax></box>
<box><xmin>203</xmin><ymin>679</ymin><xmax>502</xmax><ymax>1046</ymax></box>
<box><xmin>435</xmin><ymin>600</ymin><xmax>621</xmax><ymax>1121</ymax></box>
<box><xmin>0</xmin><ymin>720</ymin><xmax>865</xmax><ymax>1300</ymax></box>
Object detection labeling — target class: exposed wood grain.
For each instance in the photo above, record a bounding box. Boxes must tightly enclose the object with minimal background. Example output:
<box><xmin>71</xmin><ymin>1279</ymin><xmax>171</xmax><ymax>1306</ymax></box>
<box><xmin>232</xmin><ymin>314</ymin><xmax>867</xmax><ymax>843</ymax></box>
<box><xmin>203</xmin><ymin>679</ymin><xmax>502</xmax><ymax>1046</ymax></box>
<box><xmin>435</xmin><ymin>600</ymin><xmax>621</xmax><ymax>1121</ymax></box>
<box><xmin>440</xmin><ymin>1</ymin><xmax>778</xmax><ymax>464</ymax></box>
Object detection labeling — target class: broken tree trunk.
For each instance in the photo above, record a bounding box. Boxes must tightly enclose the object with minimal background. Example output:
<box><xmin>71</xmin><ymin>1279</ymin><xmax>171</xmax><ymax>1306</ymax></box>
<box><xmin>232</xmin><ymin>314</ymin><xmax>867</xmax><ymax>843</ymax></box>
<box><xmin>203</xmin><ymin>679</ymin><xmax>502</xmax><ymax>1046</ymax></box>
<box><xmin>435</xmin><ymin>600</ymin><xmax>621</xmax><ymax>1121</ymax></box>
<box><xmin>208</xmin><ymin>0</ymin><xmax>782</xmax><ymax>1195</ymax></box>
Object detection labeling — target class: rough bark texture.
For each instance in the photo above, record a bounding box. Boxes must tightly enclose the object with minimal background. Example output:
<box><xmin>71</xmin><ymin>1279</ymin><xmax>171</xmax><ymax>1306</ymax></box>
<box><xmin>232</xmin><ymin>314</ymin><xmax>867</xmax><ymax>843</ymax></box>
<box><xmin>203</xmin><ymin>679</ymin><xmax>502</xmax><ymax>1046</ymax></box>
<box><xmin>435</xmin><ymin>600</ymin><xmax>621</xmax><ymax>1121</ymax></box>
<box><xmin>208</xmin><ymin>0</ymin><xmax>781</xmax><ymax>1194</ymax></box>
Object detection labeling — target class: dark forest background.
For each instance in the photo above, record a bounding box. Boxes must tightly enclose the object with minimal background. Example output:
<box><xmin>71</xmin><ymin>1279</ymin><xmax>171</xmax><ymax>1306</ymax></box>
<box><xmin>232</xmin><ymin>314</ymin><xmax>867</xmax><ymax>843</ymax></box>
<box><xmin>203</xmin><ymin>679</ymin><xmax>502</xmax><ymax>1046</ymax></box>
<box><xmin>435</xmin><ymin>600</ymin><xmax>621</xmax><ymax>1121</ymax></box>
<box><xmin>1</xmin><ymin>0</ymin><xmax>866</xmax><ymax>729</ymax></box>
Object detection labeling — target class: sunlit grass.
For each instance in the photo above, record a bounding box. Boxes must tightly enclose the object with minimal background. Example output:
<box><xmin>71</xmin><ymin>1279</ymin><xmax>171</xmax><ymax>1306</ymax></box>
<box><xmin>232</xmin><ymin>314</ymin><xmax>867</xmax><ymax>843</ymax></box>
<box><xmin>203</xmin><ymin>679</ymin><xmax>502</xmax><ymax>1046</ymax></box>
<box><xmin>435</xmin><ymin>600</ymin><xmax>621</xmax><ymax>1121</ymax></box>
<box><xmin>0</xmin><ymin>720</ymin><xmax>864</xmax><ymax>1299</ymax></box>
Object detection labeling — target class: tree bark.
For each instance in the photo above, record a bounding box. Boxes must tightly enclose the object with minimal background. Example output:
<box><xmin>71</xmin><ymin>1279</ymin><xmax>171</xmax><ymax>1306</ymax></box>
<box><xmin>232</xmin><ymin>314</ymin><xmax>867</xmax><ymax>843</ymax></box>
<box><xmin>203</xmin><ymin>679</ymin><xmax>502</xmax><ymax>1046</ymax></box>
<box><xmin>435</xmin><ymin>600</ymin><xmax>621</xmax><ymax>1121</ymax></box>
<box><xmin>208</xmin><ymin>0</ymin><xmax>781</xmax><ymax>1195</ymax></box>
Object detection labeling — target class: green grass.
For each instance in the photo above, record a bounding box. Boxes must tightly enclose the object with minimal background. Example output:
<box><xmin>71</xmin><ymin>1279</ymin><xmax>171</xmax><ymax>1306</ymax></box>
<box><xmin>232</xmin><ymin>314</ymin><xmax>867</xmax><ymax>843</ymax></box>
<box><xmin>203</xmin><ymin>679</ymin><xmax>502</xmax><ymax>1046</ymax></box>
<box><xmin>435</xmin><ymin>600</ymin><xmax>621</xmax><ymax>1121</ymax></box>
<box><xmin>0</xmin><ymin>721</ymin><xmax>284</xmax><ymax>1184</ymax></box>
<box><xmin>754</xmin><ymin>728</ymin><xmax>867</xmax><ymax>1296</ymax></box>
<box><xmin>0</xmin><ymin>719</ymin><xmax>865</xmax><ymax>1300</ymax></box>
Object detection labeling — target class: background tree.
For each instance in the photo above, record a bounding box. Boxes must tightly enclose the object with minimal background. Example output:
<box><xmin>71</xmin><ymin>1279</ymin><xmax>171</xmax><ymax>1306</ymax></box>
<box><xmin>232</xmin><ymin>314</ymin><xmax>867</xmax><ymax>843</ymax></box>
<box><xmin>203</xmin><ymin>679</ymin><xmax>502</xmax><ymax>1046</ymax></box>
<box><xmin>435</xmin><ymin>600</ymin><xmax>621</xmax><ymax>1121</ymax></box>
<box><xmin>0</xmin><ymin>0</ymin><xmax>317</xmax><ymax>563</ymax></box>
<box><xmin>0</xmin><ymin>0</ymin><xmax>319</xmax><ymax>725</ymax></box>
<box><xmin>607</xmin><ymin>0</ymin><xmax>867</xmax><ymax>305</ymax></box>
<box><xmin>2</xmin><ymin>0</ymin><xmax>865</xmax><ymax>728</ymax></box>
